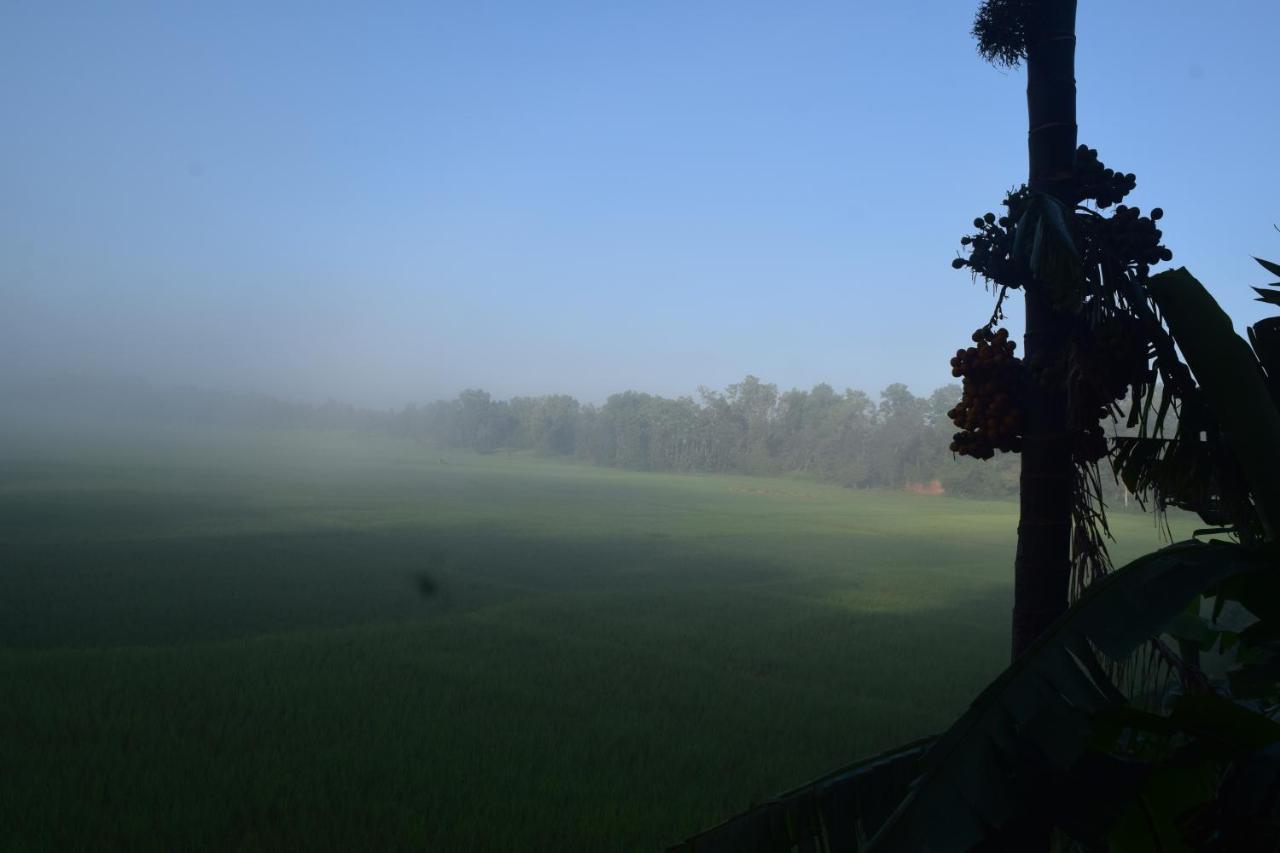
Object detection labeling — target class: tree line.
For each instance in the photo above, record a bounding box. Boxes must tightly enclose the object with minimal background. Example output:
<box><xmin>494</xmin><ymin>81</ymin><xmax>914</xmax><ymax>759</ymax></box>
<box><xmin>391</xmin><ymin>376</ymin><xmax>1023</xmax><ymax>497</ymax></box>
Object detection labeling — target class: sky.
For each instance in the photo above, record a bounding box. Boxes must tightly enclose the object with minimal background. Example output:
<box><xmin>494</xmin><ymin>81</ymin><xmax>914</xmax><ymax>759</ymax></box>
<box><xmin>3</xmin><ymin>1</ymin><xmax>1278</xmax><ymax>408</ymax></box>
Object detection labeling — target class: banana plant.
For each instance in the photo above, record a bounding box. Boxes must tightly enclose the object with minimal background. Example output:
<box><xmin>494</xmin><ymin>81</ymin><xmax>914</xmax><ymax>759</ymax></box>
<box><xmin>1145</xmin><ymin>267</ymin><xmax>1280</xmax><ymax>539</ymax></box>
<box><xmin>669</xmin><ymin>541</ymin><xmax>1278</xmax><ymax>852</ymax></box>
<box><xmin>864</xmin><ymin>539</ymin><xmax>1277</xmax><ymax>852</ymax></box>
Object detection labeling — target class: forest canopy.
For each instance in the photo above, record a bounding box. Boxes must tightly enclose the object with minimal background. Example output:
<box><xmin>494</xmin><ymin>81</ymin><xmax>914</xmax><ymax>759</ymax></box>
<box><xmin>391</xmin><ymin>378</ymin><xmax>1026</xmax><ymax>498</ymax></box>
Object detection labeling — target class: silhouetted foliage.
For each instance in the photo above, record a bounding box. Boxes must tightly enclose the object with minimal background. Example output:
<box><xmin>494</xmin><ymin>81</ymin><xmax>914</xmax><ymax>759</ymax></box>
<box><xmin>951</xmin><ymin>148</ymin><xmax>1182</xmax><ymax>599</ymax></box>
<box><xmin>972</xmin><ymin>0</ymin><xmax>1033</xmax><ymax>67</ymax></box>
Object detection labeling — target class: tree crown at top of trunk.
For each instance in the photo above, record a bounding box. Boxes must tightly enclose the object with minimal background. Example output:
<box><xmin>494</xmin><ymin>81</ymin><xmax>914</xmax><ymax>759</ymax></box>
<box><xmin>973</xmin><ymin>0</ymin><xmax>1034</xmax><ymax>67</ymax></box>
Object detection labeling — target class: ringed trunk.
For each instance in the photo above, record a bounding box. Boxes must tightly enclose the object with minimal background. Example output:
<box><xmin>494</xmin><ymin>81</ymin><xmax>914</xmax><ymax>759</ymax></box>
<box><xmin>1011</xmin><ymin>0</ymin><xmax>1078</xmax><ymax>660</ymax></box>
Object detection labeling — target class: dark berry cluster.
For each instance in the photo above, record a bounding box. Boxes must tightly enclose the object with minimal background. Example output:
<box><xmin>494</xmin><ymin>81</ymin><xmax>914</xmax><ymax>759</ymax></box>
<box><xmin>1080</xmin><ymin>203</ymin><xmax>1173</xmax><ymax>280</ymax></box>
<box><xmin>950</xmin><ymin>189</ymin><xmax>1029</xmax><ymax>290</ymax></box>
<box><xmin>949</xmin><ymin>145</ymin><xmax>1176</xmax><ymax>469</ymax></box>
<box><xmin>1071</xmin><ymin>145</ymin><xmax>1136</xmax><ymax>208</ymax></box>
<box><xmin>948</xmin><ymin>327</ymin><xmax>1024</xmax><ymax>459</ymax></box>
<box><xmin>951</xmin><ymin>147</ymin><xmax>1173</xmax><ymax>288</ymax></box>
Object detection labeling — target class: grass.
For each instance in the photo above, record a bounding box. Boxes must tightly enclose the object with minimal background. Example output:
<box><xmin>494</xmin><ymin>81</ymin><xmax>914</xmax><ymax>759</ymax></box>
<box><xmin>0</xmin><ymin>423</ymin><xmax>1189</xmax><ymax>851</ymax></box>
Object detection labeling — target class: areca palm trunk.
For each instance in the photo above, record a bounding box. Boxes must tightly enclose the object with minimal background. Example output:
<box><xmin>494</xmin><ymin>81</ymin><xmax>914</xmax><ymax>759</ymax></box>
<box><xmin>1012</xmin><ymin>0</ymin><xmax>1078</xmax><ymax>660</ymax></box>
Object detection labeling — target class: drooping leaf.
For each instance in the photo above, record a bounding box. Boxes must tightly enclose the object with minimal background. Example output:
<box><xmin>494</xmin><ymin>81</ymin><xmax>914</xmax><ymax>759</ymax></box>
<box><xmin>1148</xmin><ymin>268</ymin><xmax>1280</xmax><ymax>539</ymax></box>
<box><xmin>1227</xmin><ymin>658</ymin><xmax>1280</xmax><ymax>701</ymax></box>
<box><xmin>1012</xmin><ymin>191</ymin><xmax>1082</xmax><ymax>309</ymax></box>
<box><xmin>1211</xmin><ymin>567</ymin><xmax>1280</xmax><ymax>624</ymax></box>
<box><xmin>863</xmin><ymin>540</ymin><xmax>1267</xmax><ymax>853</ymax></box>
<box><xmin>1166</xmin><ymin>612</ymin><xmax>1218</xmax><ymax>649</ymax></box>
<box><xmin>1110</xmin><ymin>435</ymin><xmax>1222</xmax><ymax>523</ymax></box>
<box><xmin>1179</xmin><ymin>743</ymin><xmax>1280</xmax><ymax>850</ymax></box>
<box><xmin>1255</xmin><ymin>256</ymin><xmax>1280</xmax><ymax>279</ymax></box>
<box><xmin>1168</xmin><ymin>693</ymin><xmax>1280</xmax><ymax>752</ymax></box>
<box><xmin>1252</xmin><ymin>286</ymin><xmax>1280</xmax><ymax>306</ymax></box>
<box><xmin>1250</xmin><ymin>317</ymin><xmax>1280</xmax><ymax>408</ymax></box>
<box><xmin>1106</xmin><ymin>762</ymin><xmax>1220</xmax><ymax>853</ymax></box>
<box><xmin>665</xmin><ymin>737</ymin><xmax>935</xmax><ymax>853</ymax></box>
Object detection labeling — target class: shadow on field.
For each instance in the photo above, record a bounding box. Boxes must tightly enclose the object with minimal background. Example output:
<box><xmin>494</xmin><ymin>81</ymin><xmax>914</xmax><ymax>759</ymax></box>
<box><xmin>0</xmin><ymin>527</ymin><xmax>794</xmax><ymax>649</ymax></box>
<box><xmin>0</xmin><ymin>574</ymin><xmax>1012</xmax><ymax>853</ymax></box>
<box><xmin>0</xmin><ymin>521</ymin><xmax>1014</xmax><ymax>655</ymax></box>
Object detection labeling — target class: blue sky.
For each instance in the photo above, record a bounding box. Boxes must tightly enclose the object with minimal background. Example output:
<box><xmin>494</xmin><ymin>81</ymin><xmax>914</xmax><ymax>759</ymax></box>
<box><xmin>3</xmin><ymin>1</ymin><xmax>1277</xmax><ymax>407</ymax></box>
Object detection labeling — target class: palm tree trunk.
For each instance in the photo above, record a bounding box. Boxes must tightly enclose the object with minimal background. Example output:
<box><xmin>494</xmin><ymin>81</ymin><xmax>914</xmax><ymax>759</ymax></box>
<box><xmin>1011</xmin><ymin>0</ymin><xmax>1078</xmax><ymax>660</ymax></box>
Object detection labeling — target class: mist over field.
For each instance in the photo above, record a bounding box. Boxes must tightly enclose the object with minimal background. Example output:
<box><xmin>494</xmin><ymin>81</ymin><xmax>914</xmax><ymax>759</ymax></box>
<box><xmin>0</xmin><ymin>406</ymin><xmax>1192</xmax><ymax>849</ymax></box>
<box><xmin>3</xmin><ymin>1</ymin><xmax>1277</xmax><ymax>851</ymax></box>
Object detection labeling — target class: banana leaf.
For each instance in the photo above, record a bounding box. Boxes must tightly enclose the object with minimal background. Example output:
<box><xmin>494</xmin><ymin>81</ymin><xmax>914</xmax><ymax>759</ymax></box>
<box><xmin>668</xmin><ymin>541</ymin><xmax>1272</xmax><ymax>853</ymax></box>
<box><xmin>1148</xmin><ymin>268</ymin><xmax>1280</xmax><ymax>539</ymax></box>
<box><xmin>1180</xmin><ymin>742</ymin><xmax>1280</xmax><ymax>850</ymax></box>
<box><xmin>1250</xmin><ymin>317</ymin><xmax>1280</xmax><ymax>408</ymax></box>
<box><xmin>1111</xmin><ymin>435</ymin><xmax>1222</xmax><ymax>521</ymax></box>
<box><xmin>666</xmin><ymin>736</ymin><xmax>935</xmax><ymax>853</ymax></box>
<box><xmin>863</xmin><ymin>539</ymin><xmax>1268</xmax><ymax>853</ymax></box>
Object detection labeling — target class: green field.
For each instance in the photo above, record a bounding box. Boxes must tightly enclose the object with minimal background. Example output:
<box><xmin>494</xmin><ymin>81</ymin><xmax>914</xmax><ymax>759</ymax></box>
<box><xmin>0</xmin><ymin>425</ymin><xmax>1188</xmax><ymax>851</ymax></box>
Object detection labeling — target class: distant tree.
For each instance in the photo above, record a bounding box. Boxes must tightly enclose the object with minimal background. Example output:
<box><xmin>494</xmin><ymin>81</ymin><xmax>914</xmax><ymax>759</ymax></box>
<box><xmin>863</xmin><ymin>384</ymin><xmax>922</xmax><ymax>486</ymax></box>
<box><xmin>925</xmin><ymin>385</ymin><xmax>961</xmax><ymax>432</ymax></box>
<box><xmin>724</xmin><ymin>375</ymin><xmax>779</xmax><ymax>473</ymax></box>
<box><xmin>827</xmin><ymin>389</ymin><xmax>877</xmax><ymax>486</ymax></box>
<box><xmin>599</xmin><ymin>391</ymin><xmax>656</xmax><ymax>470</ymax></box>
<box><xmin>452</xmin><ymin>389</ymin><xmax>493</xmax><ymax>448</ymax></box>
<box><xmin>510</xmin><ymin>394</ymin><xmax>580</xmax><ymax>455</ymax></box>
<box><xmin>574</xmin><ymin>403</ymin><xmax>607</xmax><ymax>463</ymax></box>
<box><xmin>696</xmin><ymin>386</ymin><xmax>747</xmax><ymax>473</ymax></box>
